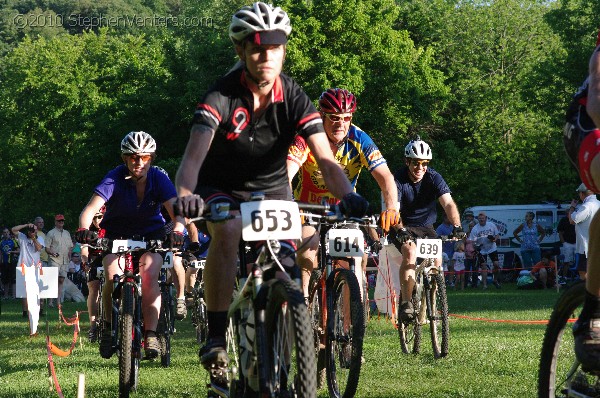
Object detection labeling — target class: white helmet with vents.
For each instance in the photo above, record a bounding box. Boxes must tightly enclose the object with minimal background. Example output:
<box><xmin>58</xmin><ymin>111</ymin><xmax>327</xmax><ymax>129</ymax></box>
<box><xmin>229</xmin><ymin>2</ymin><xmax>292</xmax><ymax>44</ymax></box>
<box><xmin>404</xmin><ymin>136</ymin><xmax>432</xmax><ymax>160</ymax></box>
<box><xmin>120</xmin><ymin>131</ymin><xmax>157</xmax><ymax>154</ymax></box>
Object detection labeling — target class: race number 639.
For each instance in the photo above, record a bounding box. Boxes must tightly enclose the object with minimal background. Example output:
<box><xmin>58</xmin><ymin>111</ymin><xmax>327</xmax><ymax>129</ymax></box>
<box><xmin>241</xmin><ymin>200</ymin><xmax>301</xmax><ymax>241</ymax></box>
<box><xmin>415</xmin><ymin>239</ymin><xmax>443</xmax><ymax>259</ymax></box>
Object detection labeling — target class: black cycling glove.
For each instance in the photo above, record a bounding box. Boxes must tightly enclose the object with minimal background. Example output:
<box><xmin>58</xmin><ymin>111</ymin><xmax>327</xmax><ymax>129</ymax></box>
<box><xmin>169</xmin><ymin>231</ymin><xmax>185</xmax><ymax>249</ymax></box>
<box><xmin>487</xmin><ymin>234</ymin><xmax>495</xmax><ymax>242</ymax></box>
<box><xmin>339</xmin><ymin>192</ymin><xmax>369</xmax><ymax>218</ymax></box>
<box><xmin>390</xmin><ymin>227</ymin><xmax>412</xmax><ymax>252</ymax></box>
<box><xmin>75</xmin><ymin>228</ymin><xmax>98</xmax><ymax>244</ymax></box>
<box><xmin>187</xmin><ymin>241</ymin><xmax>201</xmax><ymax>253</ymax></box>
<box><xmin>451</xmin><ymin>225</ymin><xmax>466</xmax><ymax>239</ymax></box>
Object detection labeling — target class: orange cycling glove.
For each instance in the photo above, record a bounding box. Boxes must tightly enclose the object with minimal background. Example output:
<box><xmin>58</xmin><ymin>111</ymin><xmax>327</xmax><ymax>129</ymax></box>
<box><xmin>379</xmin><ymin>209</ymin><xmax>400</xmax><ymax>233</ymax></box>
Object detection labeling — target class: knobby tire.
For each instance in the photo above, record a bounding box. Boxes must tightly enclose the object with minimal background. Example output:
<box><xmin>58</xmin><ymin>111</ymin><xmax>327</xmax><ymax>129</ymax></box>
<box><xmin>428</xmin><ymin>273</ymin><xmax>449</xmax><ymax>358</ymax></box>
<box><xmin>119</xmin><ymin>282</ymin><xmax>135</xmax><ymax>398</ymax></box>
<box><xmin>326</xmin><ymin>268</ymin><xmax>365</xmax><ymax>398</ymax></box>
<box><xmin>158</xmin><ymin>288</ymin><xmax>172</xmax><ymax>367</ymax></box>
<box><xmin>398</xmin><ymin>280</ymin><xmax>422</xmax><ymax>354</ymax></box>
<box><xmin>538</xmin><ymin>282</ymin><xmax>599</xmax><ymax>397</ymax></box>
<box><xmin>308</xmin><ymin>269</ymin><xmax>326</xmax><ymax>389</ymax></box>
<box><xmin>264</xmin><ymin>279</ymin><xmax>317</xmax><ymax>398</ymax></box>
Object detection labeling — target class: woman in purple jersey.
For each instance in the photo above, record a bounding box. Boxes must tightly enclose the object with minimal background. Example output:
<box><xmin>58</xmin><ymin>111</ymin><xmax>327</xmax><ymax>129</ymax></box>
<box><xmin>75</xmin><ymin>131</ymin><xmax>185</xmax><ymax>359</ymax></box>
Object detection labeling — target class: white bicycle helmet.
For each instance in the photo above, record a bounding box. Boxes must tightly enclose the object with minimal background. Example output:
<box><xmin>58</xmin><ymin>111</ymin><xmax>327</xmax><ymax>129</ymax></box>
<box><xmin>404</xmin><ymin>136</ymin><xmax>432</xmax><ymax>160</ymax></box>
<box><xmin>229</xmin><ymin>2</ymin><xmax>292</xmax><ymax>44</ymax></box>
<box><xmin>120</xmin><ymin>131</ymin><xmax>157</xmax><ymax>154</ymax></box>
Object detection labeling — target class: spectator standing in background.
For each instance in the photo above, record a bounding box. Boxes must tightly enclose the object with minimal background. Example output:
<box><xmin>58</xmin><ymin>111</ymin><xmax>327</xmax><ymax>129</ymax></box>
<box><xmin>45</xmin><ymin>214</ymin><xmax>73</xmax><ymax>306</ymax></box>
<box><xmin>557</xmin><ymin>214</ymin><xmax>577</xmax><ymax>278</ymax></box>
<box><xmin>469</xmin><ymin>212</ymin><xmax>501</xmax><ymax>290</ymax></box>
<box><xmin>569</xmin><ymin>183</ymin><xmax>600</xmax><ymax>280</ymax></box>
<box><xmin>513</xmin><ymin>211</ymin><xmax>545</xmax><ymax>269</ymax></box>
<box><xmin>0</xmin><ymin>227</ymin><xmax>17</xmax><ymax>298</ymax></box>
<box><xmin>34</xmin><ymin>217</ymin><xmax>48</xmax><ymax>268</ymax></box>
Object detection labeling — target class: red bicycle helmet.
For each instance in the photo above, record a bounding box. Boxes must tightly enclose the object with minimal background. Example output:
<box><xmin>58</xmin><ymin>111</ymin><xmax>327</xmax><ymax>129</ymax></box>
<box><xmin>318</xmin><ymin>88</ymin><xmax>357</xmax><ymax>114</ymax></box>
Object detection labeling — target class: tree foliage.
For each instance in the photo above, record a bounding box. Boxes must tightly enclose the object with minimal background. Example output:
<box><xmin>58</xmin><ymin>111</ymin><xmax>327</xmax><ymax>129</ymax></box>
<box><xmin>0</xmin><ymin>0</ymin><xmax>595</xmax><ymax>226</ymax></box>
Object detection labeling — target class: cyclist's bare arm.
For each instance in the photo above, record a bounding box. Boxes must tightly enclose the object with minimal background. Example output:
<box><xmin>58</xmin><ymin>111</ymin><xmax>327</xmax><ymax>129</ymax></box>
<box><xmin>306</xmin><ymin>132</ymin><xmax>353</xmax><ymax>198</ymax></box>
<box><xmin>186</xmin><ymin>220</ymin><xmax>199</xmax><ymax>243</ymax></box>
<box><xmin>175</xmin><ymin>124</ymin><xmax>216</xmax><ymax>197</ymax></box>
<box><xmin>438</xmin><ymin>193</ymin><xmax>461</xmax><ymax>226</ymax></box>
<box><xmin>588</xmin><ymin>48</ymin><xmax>600</xmax><ymax>127</ymax></box>
<box><xmin>164</xmin><ymin>198</ymin><xmax>186</xmax><ymax>233</ymax></box>
<box><xmin>371</xmin><ymin>163</ymin><xmax>397</xmax><ymax>211</ymax></box>
<box><xmin>286</xmin><ymin>158</ymin><xmax>300</xmax><ymax>190</ymax></box>
<box><xmin>79</xmin><ymin>193</ymin><xmax>106</xmax><ymax>230</ymax></box>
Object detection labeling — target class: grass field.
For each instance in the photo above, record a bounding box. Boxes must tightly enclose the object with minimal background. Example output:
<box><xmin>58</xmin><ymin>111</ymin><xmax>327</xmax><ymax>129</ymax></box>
<box><xmin>0</xmin><ymin>283</ymin><xmax>564</xmax><ymax>397</ymax></box>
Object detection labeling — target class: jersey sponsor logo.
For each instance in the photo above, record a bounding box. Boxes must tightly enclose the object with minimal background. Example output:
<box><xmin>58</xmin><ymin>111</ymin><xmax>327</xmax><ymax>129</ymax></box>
<box><xmin>308</xmin><ymin>192</ymin><xmax>336</xmax><ymax>204</ymax></box>
<box><xmin>226</xmin><ymin>107</ymin><xmax>250</xmax><ymax>141</ymax></box>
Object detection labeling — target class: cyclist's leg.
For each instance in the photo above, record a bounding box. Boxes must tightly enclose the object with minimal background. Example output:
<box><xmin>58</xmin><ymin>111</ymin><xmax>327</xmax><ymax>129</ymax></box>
<box><xmin>574</xmin><ymin>210</ymin><xmax>600</xmax><ymax>370</ymax></box>
<box><xmin>87</xmin><ymin>278</ymin><xmax>100</xmax><ymax>339</ymax></box>
<box><xmin>139</xmin><ymin>251</ymin><xmax>162</xmax><ymax>357</ymax></box>
<box><xmin>172</xmin><ymin>255</ymin><xmax>187</xmax><ymax>319</ymax></box>
<box><xmin>100</xmin><ymin>253</ymin><xmax>123</xmax><ymax>357</ymax></box>
<box><xmin>398</xmin><ymin>241</ymin><xmax>417</xmax><ymax>320</ymax></box>
<box><xmin>297</xmin><ymin>224</ymin><xmax>319</xmax><ymax>298</ymax></box>
<box><xmin>490</xmin><ymin>251</ymin><xmax>501</xmax><ymax>288</ymax></box>
<box><xmin>199</xmin><ymin>217</ymin><xmax>240</xmax><ymax>364</ymax></box>
<box><xmin>479</xmin><ymin>253</ymin><xmax>488</xmax><ymax>289</ymax></box>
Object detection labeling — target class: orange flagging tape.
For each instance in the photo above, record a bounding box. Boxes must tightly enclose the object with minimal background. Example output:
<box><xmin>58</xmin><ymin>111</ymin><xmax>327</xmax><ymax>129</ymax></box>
<box><xmin>449</xmin><ymin>313</ymin><xmax>577</xmax><ymax>325</ymax></box>
<box><xmin>46</xmin><ymin>336</ymin><xmax>64</xmax><ymax>398</ymax></box>
<box><xmin>46</xmin><ymin>307</ymin><xmax>84</xmax><ymax>396</ymax></box>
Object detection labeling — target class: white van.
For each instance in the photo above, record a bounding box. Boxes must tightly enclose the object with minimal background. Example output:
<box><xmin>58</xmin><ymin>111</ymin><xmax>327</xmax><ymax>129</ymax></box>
<box><xmin>464</xmin><ymin>203</ymin><xmax>570</xmax><ymax>266</ymax></box>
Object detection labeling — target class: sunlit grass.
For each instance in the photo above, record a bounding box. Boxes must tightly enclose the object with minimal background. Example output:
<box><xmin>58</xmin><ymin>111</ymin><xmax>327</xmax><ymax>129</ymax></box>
<box><xmin>0</xmin><ymin>284</ymin><xmax>560</xmax><ymax>397</ymax></box>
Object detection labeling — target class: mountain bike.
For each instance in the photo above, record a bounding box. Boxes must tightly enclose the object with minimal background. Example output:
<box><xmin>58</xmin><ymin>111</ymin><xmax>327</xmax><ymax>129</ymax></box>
<box><xmin>191</xmin><ymin>197</ymin><xmax>317</xmax><ymax>398</ymax></box>
<box><xmin>397</xmin><ymin>237</ymin><xmax>450</xmax><ymax>359</ymax></box>
<box><xmin>538</xmin><ymin>281</ymin><xmax>600</xmax><ymax>397</ymax></box>
<box><xmin>306</xmin><ymin>212</ymin><xmax>371</xmax><ymax>398</ymax></box>
<box><xmin>93</xmin><ymin>238</ymin><xmax>173</xmax><ymax>397</ymax></box>
<box><xmin>157</xmin><ymin>250</ymin><xmax>176</xmax><ymax>367</ymax></box>
<box><xmin>185</xmin><ymin>254</ymin><xmax>208</xmax><ymax>345</ymax></box>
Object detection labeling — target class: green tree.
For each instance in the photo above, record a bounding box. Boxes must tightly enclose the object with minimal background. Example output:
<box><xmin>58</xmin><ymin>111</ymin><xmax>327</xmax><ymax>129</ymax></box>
<box><xmin>0</xmin><ymin>30</ymin><xmax>176</xmax><ymax>223</ymax></box>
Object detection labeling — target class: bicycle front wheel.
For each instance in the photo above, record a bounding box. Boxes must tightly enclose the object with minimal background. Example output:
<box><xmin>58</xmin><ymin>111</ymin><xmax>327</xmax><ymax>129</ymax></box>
<box><xmin>264</xmin><ymin>279</ymin><xmax>316</xmax><ymax>398</ymax></box>
<box><xmin>157</xmin><ymin>288</ymin><xmax>172</xmax><ymax>367</ymax></box>
<box><xmin>538</xmin><ymin>282</ymin><xmax>599</xmax><ymax>397</ymax></box>
<box><xmin>119</xmin><ymin>283</ymin><xmax>136</xmax><ymax>398</ymax></box>
<box><xmin>326</xmin><ymin>268</ymin><xmax>365</xmax><ymax>398</ymax></box>
<box><xmin>308</xmin><ymin>269</ymin><xmax>326</xmax><ymax>389</ymax></box>
<box><xmin>398</xmin><ymin>287</ymin><xmax>422</xmax><ymax>355</ymax></box>
<box><xmin>427</xmin><ymin>273</ymin><xmax>449</xmax><ymax>358</ymax></box>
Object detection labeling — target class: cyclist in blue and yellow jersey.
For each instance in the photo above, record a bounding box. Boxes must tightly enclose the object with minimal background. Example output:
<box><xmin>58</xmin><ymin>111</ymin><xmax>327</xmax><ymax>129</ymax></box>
<box><xmin>388</xmin><ymin>137</ymin><xmax>465</xmax><ymax>323</ymax></box>
<box><xmin>75</xmin><ymin>131</ymin><xmax>186</xmax><ymax>360</ymax></box>
<box><xmin>287</xmin><ymin>88</ymin><xmax>399</xmax><ymax>298</ymax></box>
<box><xmin>174</xmin><ymin>3</ymin><xmax>368</xmax><ymax>393</ymax></box>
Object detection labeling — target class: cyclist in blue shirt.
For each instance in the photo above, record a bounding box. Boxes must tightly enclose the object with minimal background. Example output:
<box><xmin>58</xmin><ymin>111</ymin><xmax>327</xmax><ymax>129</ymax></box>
<box><xmin>76</xmin><ymin>131</ymin><xmax>185</xmax><ymax>359</ymax></box>
<box><xmin>389</xmin><ymin>137</ymin><xmax>465</xmax><ymax>322</ymax></box>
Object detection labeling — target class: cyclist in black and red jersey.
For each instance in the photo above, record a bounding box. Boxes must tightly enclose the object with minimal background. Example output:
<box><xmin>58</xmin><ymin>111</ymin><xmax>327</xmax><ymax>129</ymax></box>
<box><xmin>174</xmin><ymin>2</ymin><xmax>368</xmax><ymax>392</ymax></box>
<box><xmin>82</xmin><ymin>206</ymin><xmax>106</xmax><ymax>342</ymax></box>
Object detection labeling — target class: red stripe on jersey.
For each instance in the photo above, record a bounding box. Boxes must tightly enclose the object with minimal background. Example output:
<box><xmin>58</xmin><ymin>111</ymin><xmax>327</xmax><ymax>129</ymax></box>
<box><xmin>196</xmin><ymin>103</ymin><xmax>222</xmax><ymax>123</ymax></box>
<box><xmin>296</xmin><ymin>112</ymin><xmax>321</xmax><ymax>130</ymax></box>
<box><xmin>272</xmin><ymin>76</ymin><xmax>283</xmax><ymax>103</ymax></box>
